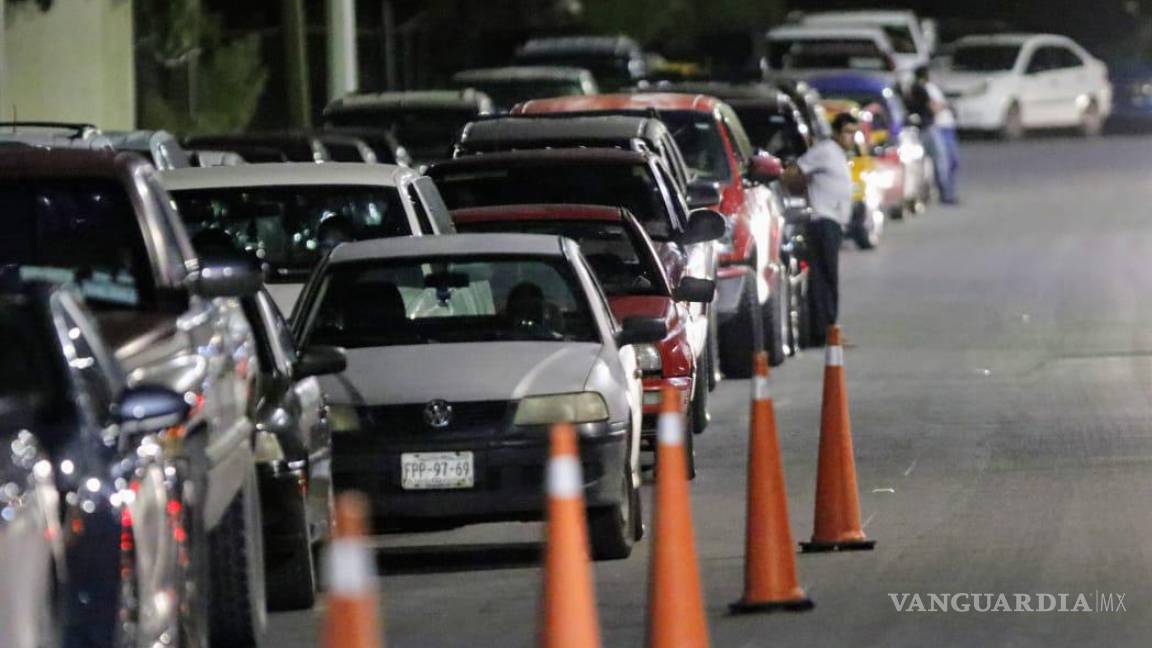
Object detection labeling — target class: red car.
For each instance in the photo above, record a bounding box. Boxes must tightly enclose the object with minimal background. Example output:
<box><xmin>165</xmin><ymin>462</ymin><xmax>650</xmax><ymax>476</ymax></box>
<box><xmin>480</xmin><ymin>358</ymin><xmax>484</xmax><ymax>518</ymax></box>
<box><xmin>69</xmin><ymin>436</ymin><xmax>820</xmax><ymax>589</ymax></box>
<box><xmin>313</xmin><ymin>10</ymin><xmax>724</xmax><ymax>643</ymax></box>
<box><xmin>512</xmin><ymin>93</ymin><xmax>788</xmax><ymax>374</ymax></box>
<box><xmin>452</xmin><ymin>204</ymin><xmax>715</xmax><ymax>476</ymax></box>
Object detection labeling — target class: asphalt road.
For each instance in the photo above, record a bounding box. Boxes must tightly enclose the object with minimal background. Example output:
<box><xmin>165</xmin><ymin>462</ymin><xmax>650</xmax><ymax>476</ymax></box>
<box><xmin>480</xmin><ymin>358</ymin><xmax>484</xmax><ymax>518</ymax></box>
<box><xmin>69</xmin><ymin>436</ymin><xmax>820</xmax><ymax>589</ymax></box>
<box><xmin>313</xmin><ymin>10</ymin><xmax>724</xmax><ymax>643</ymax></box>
<box><xmin>269</xmin><ymin>134</ymin><xmax>1152</xmax><ymax>647</ymax></box>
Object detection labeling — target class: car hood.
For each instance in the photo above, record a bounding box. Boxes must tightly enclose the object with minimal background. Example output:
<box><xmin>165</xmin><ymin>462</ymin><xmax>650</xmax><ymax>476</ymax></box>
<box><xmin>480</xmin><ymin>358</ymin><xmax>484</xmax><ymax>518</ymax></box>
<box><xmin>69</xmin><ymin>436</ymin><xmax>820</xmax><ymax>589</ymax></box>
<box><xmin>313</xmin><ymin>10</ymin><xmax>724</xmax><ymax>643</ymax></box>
<box><xmin>319</xmin><ymin>341</ymin><xmax>604</xmax><ymax>406</ymax></box>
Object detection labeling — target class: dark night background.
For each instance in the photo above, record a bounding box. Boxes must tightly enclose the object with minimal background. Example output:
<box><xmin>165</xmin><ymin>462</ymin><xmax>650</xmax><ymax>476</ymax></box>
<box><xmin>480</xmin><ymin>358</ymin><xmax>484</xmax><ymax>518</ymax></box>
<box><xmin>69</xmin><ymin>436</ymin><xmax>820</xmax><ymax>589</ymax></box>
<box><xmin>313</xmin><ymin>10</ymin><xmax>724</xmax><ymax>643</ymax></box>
<box><xmin>197</xmin><ymin>0</ymin><xmax>1152</xmax><ymax>128</ymax></box>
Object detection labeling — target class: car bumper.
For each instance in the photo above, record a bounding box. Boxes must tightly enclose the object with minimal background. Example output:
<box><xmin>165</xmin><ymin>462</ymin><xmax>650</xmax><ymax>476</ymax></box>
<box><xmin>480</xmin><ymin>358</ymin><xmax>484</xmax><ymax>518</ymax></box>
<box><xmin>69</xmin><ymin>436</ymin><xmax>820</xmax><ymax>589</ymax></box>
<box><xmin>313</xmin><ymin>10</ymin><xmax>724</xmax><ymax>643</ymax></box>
<box><xmin>641</xmin><ymin>375</ymin><xmax>693</xmax><ymax>439</ymax></box>
<box><xmin>332</xmin><ymin>421</ymin><xmax>629</xmax><ymax>528</ymax></box>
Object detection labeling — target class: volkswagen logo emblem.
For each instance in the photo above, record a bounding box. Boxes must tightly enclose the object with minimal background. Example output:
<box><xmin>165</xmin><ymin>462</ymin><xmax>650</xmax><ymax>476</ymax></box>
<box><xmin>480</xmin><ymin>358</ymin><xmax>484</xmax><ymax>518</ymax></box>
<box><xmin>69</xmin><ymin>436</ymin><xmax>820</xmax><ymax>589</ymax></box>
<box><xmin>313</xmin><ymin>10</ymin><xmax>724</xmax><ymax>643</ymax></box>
<box><xmin>423</xmin><ymin>400</ymin><xmax>453</xmax><ymax>429</ymax></box>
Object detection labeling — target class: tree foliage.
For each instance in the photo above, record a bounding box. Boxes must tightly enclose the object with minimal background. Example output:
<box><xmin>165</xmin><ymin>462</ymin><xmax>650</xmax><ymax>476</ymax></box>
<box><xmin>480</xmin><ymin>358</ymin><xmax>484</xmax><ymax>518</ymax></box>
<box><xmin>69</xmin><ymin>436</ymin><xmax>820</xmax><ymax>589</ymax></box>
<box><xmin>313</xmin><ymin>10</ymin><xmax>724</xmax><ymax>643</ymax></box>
<box><xmin>136</xmin><ymin>0</ymin><xmax>267</xmax><ymax>134</ymax></box>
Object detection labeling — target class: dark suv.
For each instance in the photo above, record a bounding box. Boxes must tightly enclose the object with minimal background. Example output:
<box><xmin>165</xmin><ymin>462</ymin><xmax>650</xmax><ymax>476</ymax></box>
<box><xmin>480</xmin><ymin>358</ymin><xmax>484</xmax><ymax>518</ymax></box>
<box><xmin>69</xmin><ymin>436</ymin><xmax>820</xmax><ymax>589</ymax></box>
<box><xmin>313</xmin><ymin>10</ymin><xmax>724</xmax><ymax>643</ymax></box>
<box><xmin>0</xmin><ymin>148</ymin><xmax>267</xmax><ymax>646</ymax></box>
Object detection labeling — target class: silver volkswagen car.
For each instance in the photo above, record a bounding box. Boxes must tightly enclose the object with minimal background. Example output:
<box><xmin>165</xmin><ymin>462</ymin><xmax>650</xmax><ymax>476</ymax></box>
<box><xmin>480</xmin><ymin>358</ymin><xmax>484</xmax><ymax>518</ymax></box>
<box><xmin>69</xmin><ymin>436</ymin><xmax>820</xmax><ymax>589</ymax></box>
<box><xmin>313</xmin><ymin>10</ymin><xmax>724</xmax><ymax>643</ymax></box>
<box><xmin>292</xmin><ymin>234</ymin><xmax>665</xmax><ymax>559</ymax></box>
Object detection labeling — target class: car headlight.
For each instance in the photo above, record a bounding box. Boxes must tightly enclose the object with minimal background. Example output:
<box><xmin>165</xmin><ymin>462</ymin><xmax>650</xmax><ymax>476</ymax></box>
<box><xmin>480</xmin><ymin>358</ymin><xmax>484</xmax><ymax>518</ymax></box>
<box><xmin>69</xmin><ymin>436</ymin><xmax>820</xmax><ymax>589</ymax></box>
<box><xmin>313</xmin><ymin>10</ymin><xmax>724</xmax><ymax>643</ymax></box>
<box><xmin>513</xmin><ymin>392</ymin><xmax>609</xmax><ymax>426</ymax></box>
<box><xmin>328</xmin><ymin>403</ymin><xmax>361</xmax><ymax>433</ymax></box>
<box><xmin>635</xmin><ymin>343</ymin><xmax>663</xmax><ymax>375</ymax></box>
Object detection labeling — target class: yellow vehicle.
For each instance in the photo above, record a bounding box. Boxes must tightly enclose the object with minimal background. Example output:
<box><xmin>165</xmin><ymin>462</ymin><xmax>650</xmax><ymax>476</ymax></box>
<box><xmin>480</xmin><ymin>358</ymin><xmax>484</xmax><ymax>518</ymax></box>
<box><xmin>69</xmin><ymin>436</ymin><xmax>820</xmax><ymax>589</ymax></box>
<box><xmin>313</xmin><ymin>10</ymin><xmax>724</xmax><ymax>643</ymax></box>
<box><xmin>820</xmin><ymin>99</ymin><xmax>903</xmax><ymax>249</ymax></box>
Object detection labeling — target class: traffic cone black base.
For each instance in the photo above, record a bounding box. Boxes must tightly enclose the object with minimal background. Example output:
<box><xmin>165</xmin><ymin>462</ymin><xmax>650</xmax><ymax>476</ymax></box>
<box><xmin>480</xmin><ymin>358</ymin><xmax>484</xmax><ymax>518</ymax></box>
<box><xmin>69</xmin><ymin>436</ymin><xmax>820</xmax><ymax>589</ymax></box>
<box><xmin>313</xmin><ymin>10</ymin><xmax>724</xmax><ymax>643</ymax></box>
<box><xmin>799</xmin><ymin>539</ymin><xmax>876</xmax><ymax>553</ymax></box>
<box><xmin>729</xmin><ymin>598</ymin><xmax>815</xmax><ymax>615</ymax></box>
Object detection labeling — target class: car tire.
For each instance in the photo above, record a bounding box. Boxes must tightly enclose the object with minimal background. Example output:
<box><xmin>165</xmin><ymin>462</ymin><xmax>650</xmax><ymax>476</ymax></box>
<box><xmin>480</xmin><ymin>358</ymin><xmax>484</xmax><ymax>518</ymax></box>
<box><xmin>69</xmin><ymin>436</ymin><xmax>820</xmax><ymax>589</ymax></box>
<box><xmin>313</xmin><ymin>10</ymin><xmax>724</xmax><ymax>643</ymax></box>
<box><xmin>717</xmin><ymin>275</ymin><xmax>762</xmax><ymax>378</ymax></box>
<box><xmin>690</xmin><ymin>350</ymin><xmax>710</xmax><ymax>435</ymax></box>
<box><xmin>208</xmin><ymin>465</ymin><xmax>267</xmax><ymax>648</ymax></box>
<box><xmin>764</xmin><ymin>283</ymin><xmax>786</xmax><ymax>367</ymax></box>
<box><xmin>265</xmin><ymin>487</ymin><xmax>317</xmax><ymax>612</ymax></box>
<box><xmin>795</xmin><ymin>271</ymin><xmax>814</xmax><ymax>350</ymax></box>
<box><xmin>1079</xmin><ymin>100</ymin><xmax>1103</xmax><ymax>137</ymax></box>
<box><xmin>1001</xmin><ymin>102</ymin><xmax>1024</xmax><ymax>140</ymax></box>
<box><xmin>588</xmin><ymin>466</ymin><xmax>636</xmax><ymax>560</ymax></box>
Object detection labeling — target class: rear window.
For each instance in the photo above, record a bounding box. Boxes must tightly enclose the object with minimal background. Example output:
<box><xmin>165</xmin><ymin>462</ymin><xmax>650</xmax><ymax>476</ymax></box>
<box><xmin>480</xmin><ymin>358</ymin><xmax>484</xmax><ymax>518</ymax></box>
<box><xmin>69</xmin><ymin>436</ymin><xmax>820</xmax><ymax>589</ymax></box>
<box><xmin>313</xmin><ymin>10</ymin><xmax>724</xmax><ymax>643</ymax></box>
<box><xmin>652</xmin><ymin>112</ymin><xmax>732</xmax><ymax>183</ymax></box>
<box><xmin>0</xmin><ymin>179</ymin><xmax>152</xmax><ymax>308</ymax></box>
<box><xmin>326</xmin><ymin>108</ymin><xmax>476</xmax><ymax>164</ymax></box>
<box><xmin>305</xmin><ymin>255</ymin><xmax>598</xmax><ymax>347</ymax></box>
<box><xmin>768</xmin><ymin>38</ymin><xmax>890</xmax><ymax>71</ymax></box>
<box><xmin>455</xmin><ymin>220</ymin><xmax>668</xmax><ymax>296</ymax></box>
<box><xmin>432</xmin><ymin>163</ymin><xmax>674</xmax><ymax>240</ymax></box>
<box><xmin>170</xmin><ymin>184</ymin><xmax>412</xmax><ymax>282</ymax></box>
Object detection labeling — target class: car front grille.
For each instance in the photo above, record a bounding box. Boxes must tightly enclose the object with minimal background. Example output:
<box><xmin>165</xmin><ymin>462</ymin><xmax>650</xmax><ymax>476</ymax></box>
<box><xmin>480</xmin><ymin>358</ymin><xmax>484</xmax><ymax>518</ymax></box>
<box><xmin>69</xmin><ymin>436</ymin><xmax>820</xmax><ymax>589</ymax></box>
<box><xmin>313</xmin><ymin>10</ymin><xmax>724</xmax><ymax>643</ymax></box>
<box><xmin>356</xmin><ymin>400</ymin><xmax>512</xmax><ymax>436</ymax></box>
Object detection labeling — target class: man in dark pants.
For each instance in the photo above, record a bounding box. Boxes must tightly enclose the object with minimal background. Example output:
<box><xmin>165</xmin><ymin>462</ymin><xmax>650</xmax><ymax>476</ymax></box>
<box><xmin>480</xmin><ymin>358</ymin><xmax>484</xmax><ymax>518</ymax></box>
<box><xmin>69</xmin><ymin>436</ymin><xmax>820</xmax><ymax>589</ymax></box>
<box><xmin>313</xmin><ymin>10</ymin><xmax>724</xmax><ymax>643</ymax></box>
<box><xmin>783</xmin><ymin>113</ymin><xmax>856</xmax><ymax>346</ymax></box>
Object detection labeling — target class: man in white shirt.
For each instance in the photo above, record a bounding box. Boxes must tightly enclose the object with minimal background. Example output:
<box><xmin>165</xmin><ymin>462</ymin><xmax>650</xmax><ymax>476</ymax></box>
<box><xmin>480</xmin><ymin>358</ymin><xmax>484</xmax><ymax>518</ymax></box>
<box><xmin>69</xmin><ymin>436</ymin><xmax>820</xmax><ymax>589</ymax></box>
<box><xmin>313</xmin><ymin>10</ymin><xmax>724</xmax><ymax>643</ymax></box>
<box><xmin>783</xmin><ymin>113</ymin><xmax>855</xmax><ymax>346</ymax></box>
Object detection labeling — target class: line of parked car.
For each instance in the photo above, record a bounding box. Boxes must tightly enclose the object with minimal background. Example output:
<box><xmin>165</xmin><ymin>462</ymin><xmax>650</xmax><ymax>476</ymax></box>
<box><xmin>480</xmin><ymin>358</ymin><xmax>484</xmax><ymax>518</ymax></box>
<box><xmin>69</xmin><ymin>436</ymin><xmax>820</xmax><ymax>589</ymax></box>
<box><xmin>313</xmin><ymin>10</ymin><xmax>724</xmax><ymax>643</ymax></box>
<box><xmin>0</xmin><ymin>10</ymin><xmax>1115</xmax><ymax>648</ymax></box>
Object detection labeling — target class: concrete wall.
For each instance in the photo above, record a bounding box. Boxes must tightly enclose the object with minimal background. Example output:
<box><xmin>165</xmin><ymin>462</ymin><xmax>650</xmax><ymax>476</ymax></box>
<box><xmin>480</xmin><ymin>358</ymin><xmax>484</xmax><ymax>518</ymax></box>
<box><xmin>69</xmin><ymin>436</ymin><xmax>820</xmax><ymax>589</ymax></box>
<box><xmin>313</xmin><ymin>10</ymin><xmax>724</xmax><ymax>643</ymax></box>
<box><xmin>1</xmin><ymin>0</ymin><xmax>135</xmax><ymax>129</ymax></box>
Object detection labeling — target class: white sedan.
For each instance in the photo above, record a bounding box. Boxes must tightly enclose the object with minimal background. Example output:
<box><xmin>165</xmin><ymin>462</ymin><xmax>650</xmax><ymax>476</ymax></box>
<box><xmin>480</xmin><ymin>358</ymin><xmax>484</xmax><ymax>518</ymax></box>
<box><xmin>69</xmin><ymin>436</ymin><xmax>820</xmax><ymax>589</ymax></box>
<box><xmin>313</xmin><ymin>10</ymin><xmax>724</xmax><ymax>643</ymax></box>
<box><xmin>291</xmin><ymin>233</ymin><xmax>665</xmax><ymax>559</ymax></box>
<box><xmin>937</xmin><ymin>33</ymin><xmax>1112</xmax><ymax>138</ymax></box>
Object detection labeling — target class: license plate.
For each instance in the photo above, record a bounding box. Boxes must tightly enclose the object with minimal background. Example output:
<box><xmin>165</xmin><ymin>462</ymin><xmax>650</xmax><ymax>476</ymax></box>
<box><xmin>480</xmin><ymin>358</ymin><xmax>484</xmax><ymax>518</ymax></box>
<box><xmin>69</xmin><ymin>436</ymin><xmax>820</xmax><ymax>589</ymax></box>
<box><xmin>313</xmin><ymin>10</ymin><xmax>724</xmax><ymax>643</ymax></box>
<box><xmin>400</xmin><ymin>452</ymin><xmax>474</xmax><ymax>490</ymax></box>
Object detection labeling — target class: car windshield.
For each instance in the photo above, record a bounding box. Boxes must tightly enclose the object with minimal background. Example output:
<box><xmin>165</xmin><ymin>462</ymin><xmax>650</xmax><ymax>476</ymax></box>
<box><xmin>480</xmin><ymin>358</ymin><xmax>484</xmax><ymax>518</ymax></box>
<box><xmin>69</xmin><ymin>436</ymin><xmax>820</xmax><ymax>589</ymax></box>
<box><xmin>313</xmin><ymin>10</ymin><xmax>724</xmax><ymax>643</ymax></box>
<box><xmin>951</xmin><ymin>44</ymin><xmax>1022</xmax><ymax>72</ymax></box>
<box><xmin>0</xmin><ymin>179</ymin><xmax>152</xmax><ymax>308</ymax></box>
<box><xmin>453</xmin><ymin>79</ymin><xmax>586</xmax><ymax>111</ymax></box>
<box><xmin>326</xmin><ymin>108</ymin><xmax>477</xmax><ymax>163</ymax></box>
<box><xmin>732</xmin><ymin>107</ymin><xmax>809</xmax><ymax>158</ymax></box>
<box><xmin>170</xmin><ymin>184</ymin><xmax>412</xmax><ymax>282</ymax></box>
<box><xmin>769</xmin><ymin>39</ymin><xmax>890</xmax><ymax>71</ymax></box>
<box><xmin>657</xmin><ymin>111</ymin><xmax>732</xmax><ymax>182</ymax></box>
<box><xmin>306</xmin><ymin>255</ymin><xmax>599</xmax><ymax>347</ymax></box>
<box><xmin>433</xmin><ymin>164</ymin><xmax>674</xmax><ymax>240</ymax></box>
<box><xmin>455</xmin><ymin>220</ymin><xmax>667</xmax><ymax>296</ymax></box>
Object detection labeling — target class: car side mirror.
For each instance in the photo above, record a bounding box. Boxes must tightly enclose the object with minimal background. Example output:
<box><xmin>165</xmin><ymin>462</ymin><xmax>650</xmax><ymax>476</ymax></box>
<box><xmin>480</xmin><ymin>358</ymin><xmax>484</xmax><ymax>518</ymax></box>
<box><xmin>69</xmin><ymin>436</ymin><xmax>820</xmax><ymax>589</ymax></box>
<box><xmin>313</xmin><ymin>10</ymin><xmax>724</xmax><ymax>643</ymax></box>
<box><xmin>193</xmin><ymin>255</ymin><xmax>263</xmax><ymax>299</ymax></box>
<box><xmin>615</xmin><ymin>317</ymin><xmax>668</xmax><ymax>347</ymax></box>
<box><xmin>672</xmin><ymin>277</ymin><xmax>716</xmax><ymax>304</ymax></box>
<box><xmin>294</xmin><ymin>345</ymin><xmax>348</xmax><ymax>379</ymax></box>
<box><xmin>686</xmin><ymin>182</ymin><xmax>722</xmax><ymax>209</ymax></box>
<box><xmin>746</xmin><ymin>153</ymin><xmax>783</xmax><ymax>184</ymax></box>
<box><xmin>114</xmin><ymin>385</ymin><xmax>191</xmax><ymax>436</ymax></box>
<box><xmin>682</xmin><ymin>209</ymin><xmax>727</xmax><ymax>245</ymax></box>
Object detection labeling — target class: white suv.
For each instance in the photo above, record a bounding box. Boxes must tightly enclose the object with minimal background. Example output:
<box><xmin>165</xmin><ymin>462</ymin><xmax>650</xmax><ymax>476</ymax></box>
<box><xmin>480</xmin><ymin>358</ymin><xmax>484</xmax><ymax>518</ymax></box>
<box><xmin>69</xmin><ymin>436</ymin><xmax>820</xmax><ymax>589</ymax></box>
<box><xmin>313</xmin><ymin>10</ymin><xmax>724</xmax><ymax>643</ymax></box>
<box><xmin>936</xmin><ymin>34</ymin><xmax>1112</xmax><ymax>138</ymax></box>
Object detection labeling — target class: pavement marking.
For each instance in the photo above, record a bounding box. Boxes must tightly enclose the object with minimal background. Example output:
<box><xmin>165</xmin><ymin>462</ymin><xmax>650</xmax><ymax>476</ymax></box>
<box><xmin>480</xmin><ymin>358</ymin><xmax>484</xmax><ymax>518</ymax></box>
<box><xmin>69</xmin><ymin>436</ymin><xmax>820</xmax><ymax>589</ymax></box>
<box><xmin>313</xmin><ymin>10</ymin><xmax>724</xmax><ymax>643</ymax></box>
<box><xmin>862</xmin><ymin>512</ymin><xmax>876</xmax><ymax>529</ymax></box>
<box><xmin>903</xmin><ymin>459</ymin><xmax>918</xmax><ymax>477</ymax></box>
<box><xmin>871</xmin><ymin>487</ymin><xmax>895</xmax><ymax>494</ymax></box>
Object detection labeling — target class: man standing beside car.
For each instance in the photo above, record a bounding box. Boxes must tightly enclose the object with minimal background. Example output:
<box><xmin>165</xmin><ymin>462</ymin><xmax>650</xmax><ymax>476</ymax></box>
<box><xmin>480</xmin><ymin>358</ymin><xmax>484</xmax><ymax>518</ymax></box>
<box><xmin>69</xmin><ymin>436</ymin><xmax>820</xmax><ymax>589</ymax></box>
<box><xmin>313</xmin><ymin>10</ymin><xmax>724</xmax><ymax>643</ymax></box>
<box><xmin>783</xmin><ymin>113</ymin><xmax>855</xmax><ymax>347</ymax></box>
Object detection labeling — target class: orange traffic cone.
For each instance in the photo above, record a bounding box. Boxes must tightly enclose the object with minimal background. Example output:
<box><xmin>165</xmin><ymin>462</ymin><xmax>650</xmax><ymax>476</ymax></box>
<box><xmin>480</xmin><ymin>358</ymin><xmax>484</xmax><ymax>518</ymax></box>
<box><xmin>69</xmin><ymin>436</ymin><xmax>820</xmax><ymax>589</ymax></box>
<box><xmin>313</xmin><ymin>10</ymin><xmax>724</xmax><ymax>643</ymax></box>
<box><xmin>539</xmin><ymin>423</ymin><xmax>601</xmax><ymax>648</ymax></box>
<box><xmin>647</xmin><ymin>385</ymin><xmax>710</xmax><ymax>648</ymax></box>
<box><xmin>730</xmin><ymin>353</ymin><xmax>814</xmax><ymax>614</ymax></box>
<box><xmin>801</xmin><ymin>325</ymin><xmax>876</xmax><ymax>552</ymax></box>
<box><xmin>321</xmin><ymin>492</ymin><xmax>384</xmax><ymax>648</ymax></box>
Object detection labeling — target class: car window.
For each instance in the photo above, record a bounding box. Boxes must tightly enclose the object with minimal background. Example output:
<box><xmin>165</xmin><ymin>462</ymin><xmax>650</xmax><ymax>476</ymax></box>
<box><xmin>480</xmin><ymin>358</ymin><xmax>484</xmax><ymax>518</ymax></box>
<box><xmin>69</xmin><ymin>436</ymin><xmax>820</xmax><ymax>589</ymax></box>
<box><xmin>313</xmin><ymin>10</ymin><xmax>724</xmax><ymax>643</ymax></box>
<box><xmin>768</xmin><ymin>38</ymin><xmax>890</xmax><ymax>71</ymax></box>
<box><xmin>455</xmin><ymin>220</ymin><xmax>669</xmax><ymax>296</ymax></box>
<box><xmin>1026</xmin><ymin>47</ymin><xmax>1060</xmax><ymax>74</ymax></box>
<box><xmin>0</xmin><ymin>179</ymin><xmax>154</xmax><ymax>309</ymax></box>
<box><xmin>658</xmin><ymin>111</ymin><xmax>733</xmax><ymax>182</ymax></box>
<box><xmin>951</xmin><ymin>44</ymin><xmax>1022</xmax><ymax>72</ymax></box>
<box><xmin>170</xmin><ymin>184</ymin><xmax>412</xmax><ymax>282</ymax></box>
<box><xmin>1056</xmin><ymin>47</ymin><xmax>1084</xmax><ymax>69</ymax></box>
<box><xmin>305</xmin><ymin>255</ymin><xmax>599</xmax><ymax>347</ymax></box>
<box><xmin>881</xmin><ymin>25</ymin><xmax>917</xmax><ymax>54</ymax></box>
<box><xmin>326</xmin><ymin>108</ymin><xmax>476</xmax><ymax>164</ymax></box>
<box><xmin>733</xmin><ymin>106</ymin><xmax>809</xmax><ymax>158</ymax></box>
<box><xmin>433</xmin><ymin>163</ymin><xmax>675</xmax><ymax>240</ymax></box>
